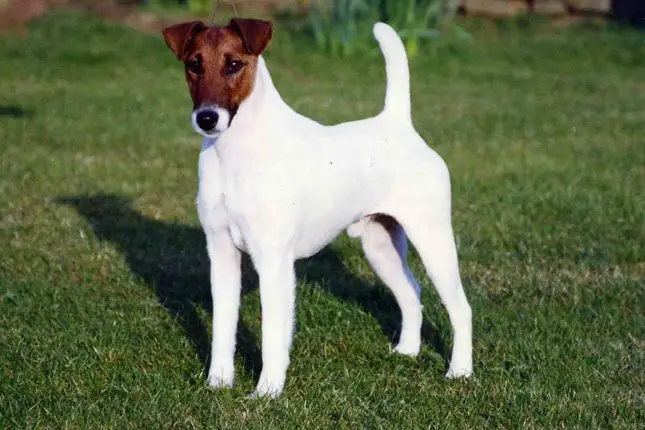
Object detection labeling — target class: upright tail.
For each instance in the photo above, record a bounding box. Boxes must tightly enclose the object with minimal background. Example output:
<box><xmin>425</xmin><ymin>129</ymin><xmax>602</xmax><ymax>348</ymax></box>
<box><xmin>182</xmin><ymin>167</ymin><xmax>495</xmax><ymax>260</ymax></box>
<box><xmin>373</xmin><ymin>22</ymin><xmax>411</xmax><ymax>122</ymax></box>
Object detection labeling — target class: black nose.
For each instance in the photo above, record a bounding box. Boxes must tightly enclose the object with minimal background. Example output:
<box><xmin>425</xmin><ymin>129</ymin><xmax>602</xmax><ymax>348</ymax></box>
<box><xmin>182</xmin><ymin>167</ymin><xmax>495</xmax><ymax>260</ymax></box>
<box><xmin>196</xmin><ymin>110</ymin><xmax>219</xmax><ymax>131</ymax></box>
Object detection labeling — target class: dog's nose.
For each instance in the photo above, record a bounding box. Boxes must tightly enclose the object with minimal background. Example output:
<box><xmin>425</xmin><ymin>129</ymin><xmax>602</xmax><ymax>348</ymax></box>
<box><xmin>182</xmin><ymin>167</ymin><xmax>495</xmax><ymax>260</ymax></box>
<box><xmin>196</xmin><ymin>110</ymin><xmax>219</xmax><ymax>131</ymax></box>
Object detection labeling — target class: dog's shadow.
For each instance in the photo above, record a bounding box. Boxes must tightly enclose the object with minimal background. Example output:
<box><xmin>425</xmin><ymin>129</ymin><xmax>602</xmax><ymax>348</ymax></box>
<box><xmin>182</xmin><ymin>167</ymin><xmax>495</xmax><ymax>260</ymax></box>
<box><xmin>57</xmin><ymin>194</ymin><xmax>447</xmax><ymax>382</ymax></box>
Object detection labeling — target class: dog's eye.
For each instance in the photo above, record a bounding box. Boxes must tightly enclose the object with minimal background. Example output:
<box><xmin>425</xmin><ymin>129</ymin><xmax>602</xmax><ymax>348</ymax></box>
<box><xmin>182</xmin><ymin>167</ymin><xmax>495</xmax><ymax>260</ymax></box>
<box><xmin>186</xmin><ymin>56</ymin><xmax>202</xmax><ymax>74</ymax></box>
<box><xmin>225</xmin><ymin>60</ymin><xmax>244</xmax><ymax>75</ymax></box>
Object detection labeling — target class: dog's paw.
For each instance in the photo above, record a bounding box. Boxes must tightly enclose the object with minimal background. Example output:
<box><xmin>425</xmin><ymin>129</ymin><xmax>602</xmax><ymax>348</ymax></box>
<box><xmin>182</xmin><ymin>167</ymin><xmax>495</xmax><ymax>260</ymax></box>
<box><xmin>207</xmin><ymin>373</ymin><xmax>234</xmax><ymax>389</ymax></box>
<box><xmin>247</xmin><ymin>388</ymin><xmax>281</xmax><ymax>400</ymax></box>
<box><xmin>251</xmin><ymin>372</ymin><xmax>285</xmax><ymax>399</ymax></box>
<box><xmin>393</xmin><ymin>342</ymin><xmax>420</xmax><ymax>357</ymax></box>
<box><xmin>207</xmin><ymin>363</ymin><xmax>234</xmax><ymax>389</ymax></box>
<box><xmin>445</xmin><ymin>366</ymin><xmax>472</xmax><ymax>379</ymax></box>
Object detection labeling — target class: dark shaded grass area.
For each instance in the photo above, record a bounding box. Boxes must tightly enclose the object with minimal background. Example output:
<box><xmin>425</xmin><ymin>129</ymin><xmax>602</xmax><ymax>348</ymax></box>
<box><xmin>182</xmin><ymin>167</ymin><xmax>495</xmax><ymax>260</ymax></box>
<box><xmin>0</xmin><ymin>11</ymin><xmax>644</xmax><ymax>427</ymax></box>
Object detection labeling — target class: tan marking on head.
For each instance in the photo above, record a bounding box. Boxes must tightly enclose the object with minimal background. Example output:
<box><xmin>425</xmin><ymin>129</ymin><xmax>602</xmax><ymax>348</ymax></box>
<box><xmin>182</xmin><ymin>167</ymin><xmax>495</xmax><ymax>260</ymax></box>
<box><xmin>162</xmin><ymin>19</ymin><xmax>273</xmax><ymax>116</ymax></box>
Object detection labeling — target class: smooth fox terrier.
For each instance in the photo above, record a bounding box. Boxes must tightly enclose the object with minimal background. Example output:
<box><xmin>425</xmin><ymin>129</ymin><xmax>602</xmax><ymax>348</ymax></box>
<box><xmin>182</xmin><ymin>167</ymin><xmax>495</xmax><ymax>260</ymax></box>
<box><xmin>162</xmin><ymin>18</ymin><xmax>473</xmax><ymax>398</ymax></box>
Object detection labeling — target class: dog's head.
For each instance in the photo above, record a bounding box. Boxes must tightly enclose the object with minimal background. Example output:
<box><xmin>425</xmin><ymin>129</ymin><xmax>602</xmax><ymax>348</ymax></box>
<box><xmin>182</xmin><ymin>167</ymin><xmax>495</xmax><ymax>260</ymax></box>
<box><xmin>162</xmin><ymin>18</ymin><xmax>273</xmax><ymax>138</ymax></box>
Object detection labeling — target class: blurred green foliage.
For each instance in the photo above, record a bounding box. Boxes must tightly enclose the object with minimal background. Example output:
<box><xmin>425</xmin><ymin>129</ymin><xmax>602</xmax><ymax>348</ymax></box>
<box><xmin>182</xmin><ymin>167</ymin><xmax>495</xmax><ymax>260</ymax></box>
<box><xmin>308</xmin><ymin>0</ymin><xmax>469</xmax><ymax>58</ymax></box>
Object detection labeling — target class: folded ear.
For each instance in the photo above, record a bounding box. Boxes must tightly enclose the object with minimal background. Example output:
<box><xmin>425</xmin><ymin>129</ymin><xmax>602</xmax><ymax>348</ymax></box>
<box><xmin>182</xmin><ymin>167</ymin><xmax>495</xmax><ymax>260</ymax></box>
<box><xmin>162</xmin><ymin>21</ymin><xmax>207</xmax><ymax>60</ymax></box>
<box><xmin>228</xmin><ymin>18</ymin><xmax>273</xmax><ymax>56</ymax></box>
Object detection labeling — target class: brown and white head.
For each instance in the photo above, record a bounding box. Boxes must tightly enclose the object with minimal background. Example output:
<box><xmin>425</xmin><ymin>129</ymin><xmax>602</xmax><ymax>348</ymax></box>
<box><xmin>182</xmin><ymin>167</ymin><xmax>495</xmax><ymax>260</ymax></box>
<box><xmin>162</xmin><ymin>18</ymin><xmax>273</xmax><ymax>138</ymax></box>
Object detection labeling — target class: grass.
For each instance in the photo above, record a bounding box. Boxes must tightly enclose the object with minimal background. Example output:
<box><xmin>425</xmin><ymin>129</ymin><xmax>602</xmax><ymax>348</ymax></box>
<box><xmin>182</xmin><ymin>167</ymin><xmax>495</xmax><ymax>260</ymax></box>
<box><xmin>1</xmin><ymin>10</ymin><xmax>644</xmax><ymax>428</ymax></box>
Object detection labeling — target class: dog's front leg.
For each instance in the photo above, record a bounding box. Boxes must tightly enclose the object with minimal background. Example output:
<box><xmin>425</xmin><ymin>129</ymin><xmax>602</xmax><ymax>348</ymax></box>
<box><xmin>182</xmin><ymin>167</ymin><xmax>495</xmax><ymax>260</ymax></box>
<box><xmin>252</xmin><ymin>253</ymin><xmax>296</xmax><ymax>398</ymax></box>
<box><xmin>205</xmin><ymin>229</ymin><xmax>242</xmax><ymax>389</ymax></box>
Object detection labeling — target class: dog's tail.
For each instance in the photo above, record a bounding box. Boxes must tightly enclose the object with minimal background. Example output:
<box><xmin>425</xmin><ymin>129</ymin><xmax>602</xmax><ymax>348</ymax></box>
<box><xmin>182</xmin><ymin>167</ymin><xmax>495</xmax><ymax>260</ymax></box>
<box><xmin>373</xmin><ymin>22</ymin><xmax>411</xmax><ymax>122</ymax></box>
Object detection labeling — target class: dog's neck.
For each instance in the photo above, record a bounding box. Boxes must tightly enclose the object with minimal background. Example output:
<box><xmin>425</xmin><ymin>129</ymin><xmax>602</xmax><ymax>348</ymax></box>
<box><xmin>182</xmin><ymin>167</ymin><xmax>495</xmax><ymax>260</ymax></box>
<box><xmin>210</xmin><ymin>57</ymin><xmax>304</xmax><ymax>154</ymax></box>
<box><xmin>234</xmin><ymin>57</ymin><xmax>286</xmax><ymax>125</ymax></box>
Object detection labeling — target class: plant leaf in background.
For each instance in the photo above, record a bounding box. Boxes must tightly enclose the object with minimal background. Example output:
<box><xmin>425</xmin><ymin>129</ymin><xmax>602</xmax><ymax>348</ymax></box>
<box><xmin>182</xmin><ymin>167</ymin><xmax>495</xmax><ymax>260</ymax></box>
<box><xmin>307</xmin><ymin>0</ymin><xmax>472</xmax><ymax>59</ymax></box>
<box><xmin>188</xmin><ymin>0</ymin><xmax>211</xmax><ymax>14</ymax></box>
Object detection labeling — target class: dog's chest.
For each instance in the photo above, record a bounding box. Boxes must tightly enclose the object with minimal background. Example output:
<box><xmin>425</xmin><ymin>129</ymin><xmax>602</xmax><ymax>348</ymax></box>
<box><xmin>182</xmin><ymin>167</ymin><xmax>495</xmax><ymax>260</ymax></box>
<box><xmin>196</xmin><ymin>141</ymin><xmax>268</xmax><ymax>251</ymax></box>
<box><xmin>196</xmin><ymin>143</ymin><xmax>226</xmax><ymax>231</ymax></box>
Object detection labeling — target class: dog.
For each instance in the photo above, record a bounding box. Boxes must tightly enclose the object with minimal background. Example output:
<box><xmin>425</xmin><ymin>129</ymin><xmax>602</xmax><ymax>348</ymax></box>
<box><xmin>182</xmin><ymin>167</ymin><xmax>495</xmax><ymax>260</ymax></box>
<box><xmin>161</xmin><ymin>18</ymin><xmax>473</xmax><ymax>398</ymax></box>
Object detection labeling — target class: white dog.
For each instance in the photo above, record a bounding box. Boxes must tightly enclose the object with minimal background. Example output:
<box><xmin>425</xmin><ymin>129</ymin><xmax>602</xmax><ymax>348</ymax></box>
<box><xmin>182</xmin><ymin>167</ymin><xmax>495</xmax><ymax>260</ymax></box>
<box><xmin>162</xmin><ymin>18</ymin><xmax>473</xmax><ymax>398</ymax></box>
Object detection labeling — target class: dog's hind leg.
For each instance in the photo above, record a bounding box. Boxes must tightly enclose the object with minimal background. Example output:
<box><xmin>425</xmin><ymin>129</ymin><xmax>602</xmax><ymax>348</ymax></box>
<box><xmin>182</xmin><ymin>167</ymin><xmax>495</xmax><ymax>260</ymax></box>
<box><xmin>394</xmin><ymin>203</ymin><xmax>473</xmax><ymax>378</ymax></box>
<box><xmin>355</xmin><ymin>215</ymin><xmax>423</xmax><ymax>356</ymax></box>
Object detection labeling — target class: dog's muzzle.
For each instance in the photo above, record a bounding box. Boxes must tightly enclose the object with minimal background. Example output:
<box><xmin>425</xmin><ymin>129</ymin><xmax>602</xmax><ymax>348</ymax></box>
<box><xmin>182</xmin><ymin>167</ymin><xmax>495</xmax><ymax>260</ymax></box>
<box><xmin>192</xmin><ymin>106</ymin><xmax>231</xmax><ymax>138</ymax></box>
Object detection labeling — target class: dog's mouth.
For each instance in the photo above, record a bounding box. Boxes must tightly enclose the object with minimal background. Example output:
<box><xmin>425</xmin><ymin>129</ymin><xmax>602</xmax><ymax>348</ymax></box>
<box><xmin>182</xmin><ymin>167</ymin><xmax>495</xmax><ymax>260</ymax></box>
<box><xmin>191</xmin><ymin>106</ymin><xmax>231</xmax><ymax>138</ymax></box>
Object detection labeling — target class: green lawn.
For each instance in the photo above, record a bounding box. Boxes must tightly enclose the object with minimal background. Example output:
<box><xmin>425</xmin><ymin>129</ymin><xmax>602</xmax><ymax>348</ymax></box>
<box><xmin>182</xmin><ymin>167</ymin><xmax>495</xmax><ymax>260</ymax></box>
<box><xmin>1</xmin><ymin>10</ymin><xmax>644</xmax><ymax>428</ymax></box>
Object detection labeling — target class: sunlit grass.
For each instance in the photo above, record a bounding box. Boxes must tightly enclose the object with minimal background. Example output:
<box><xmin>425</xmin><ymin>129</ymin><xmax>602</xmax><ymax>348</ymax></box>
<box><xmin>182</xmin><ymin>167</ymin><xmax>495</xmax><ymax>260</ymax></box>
<box><xmin>0</xmin><ymin>10</ymin><xmax>643</xmax><ymax>427</ymax></box>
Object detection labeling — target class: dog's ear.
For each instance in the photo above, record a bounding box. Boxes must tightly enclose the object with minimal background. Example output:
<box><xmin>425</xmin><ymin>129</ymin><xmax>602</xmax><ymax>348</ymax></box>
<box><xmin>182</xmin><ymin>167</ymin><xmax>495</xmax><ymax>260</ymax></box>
<box><xmin>228</xmin><ymin>18</ymin><xmax>273</xmax><ymax>56</ymax></box>
<box><xmin>162</xmin><ymin>21</ymin><xmax>207</xmax><ymax>60</ymax></box>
